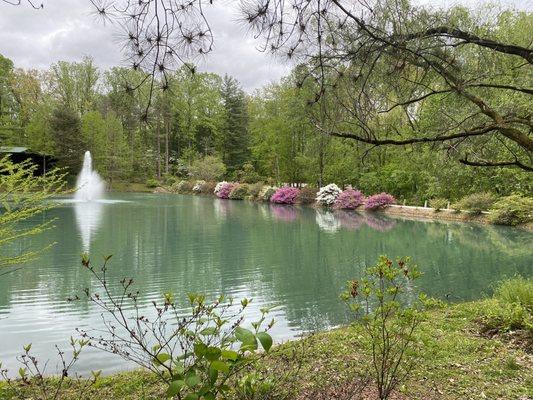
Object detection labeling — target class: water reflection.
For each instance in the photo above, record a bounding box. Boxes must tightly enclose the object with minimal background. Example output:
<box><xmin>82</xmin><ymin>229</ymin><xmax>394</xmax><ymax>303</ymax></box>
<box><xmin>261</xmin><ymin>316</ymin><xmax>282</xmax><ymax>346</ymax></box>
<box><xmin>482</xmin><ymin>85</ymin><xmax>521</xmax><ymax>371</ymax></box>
<box><xmin>74</xmin><ymin>201</ymin><xmax>105</xmax><ymax>252</ymax></box>
<box><xmin>270</xmin><ymin>204</ymin><xmax>299</xmax><ymax>222</ymax></box>
<box><xmin>315</xmin><ymin>209</ymin><xmax>341</xmax><ymax>233</ymax></box>
<box><xmin>314</xmin><ymin>209</ymin><xmax>397</xmax><ymax>233</ymax></box>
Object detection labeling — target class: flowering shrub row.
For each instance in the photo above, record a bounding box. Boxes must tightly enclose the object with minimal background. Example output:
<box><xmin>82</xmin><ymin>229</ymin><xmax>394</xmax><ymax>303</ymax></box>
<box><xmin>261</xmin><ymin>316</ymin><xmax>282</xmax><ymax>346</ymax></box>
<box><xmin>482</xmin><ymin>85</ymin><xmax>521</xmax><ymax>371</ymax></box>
<box><xmin>169</xmin><ymin>180</ymin><xmax>396</xmax><ymax>211</ymax></box>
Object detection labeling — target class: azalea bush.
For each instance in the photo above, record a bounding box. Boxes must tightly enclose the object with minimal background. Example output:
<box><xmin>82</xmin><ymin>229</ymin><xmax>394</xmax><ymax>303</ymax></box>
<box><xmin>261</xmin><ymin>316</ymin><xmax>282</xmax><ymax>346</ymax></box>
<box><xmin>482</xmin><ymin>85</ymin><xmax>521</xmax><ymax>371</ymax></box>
<box><xmin>192</xmin><ymin>180</ymin><xmax>206</xmax><ymax>193</ymax></box>
<box><xmin>259</xmin><ymin>186</ymin><xmax>277</xmax><ymax>202</ymax></box>
<box><xmin>248</xmin><ymin>182</ymin><xmax>264</xmax><ymax>200</ymax></box>
<box><xmin>215</xmin><ymin>182</ymin><xmax>236</xmax><ymax>199</ymax></box>
<box><xmin>271</xmin><ymin>187</ymin><xmax>300</xmax><ymax>205</ymax></box>
<box><xmin>489</xmin><ymin>195</ymin><xmax>533</xmax><ymax>226</ymax></box>
<box><xmin>364</xmin><ymin>193</ymin><xmax>396</xmax><ymax>210</ymax></box>
<box><xmin>229</xmin><ymin>184</ymin><xmax>250</xmax><ymax>200</ymax></box>
<box><xmin>316</xmin><ymin>184</ymin><xmax>342</xmax><ymax>206</ymax></box>
<box><xmin>334</xmin><ymin>189</ymin><xmax>365</xmax><ymax>209</ymax></box>
<box><xmin>296</xmin><ymin>186</ymin><xmax>318</xmax><ymax>204</ymax></box>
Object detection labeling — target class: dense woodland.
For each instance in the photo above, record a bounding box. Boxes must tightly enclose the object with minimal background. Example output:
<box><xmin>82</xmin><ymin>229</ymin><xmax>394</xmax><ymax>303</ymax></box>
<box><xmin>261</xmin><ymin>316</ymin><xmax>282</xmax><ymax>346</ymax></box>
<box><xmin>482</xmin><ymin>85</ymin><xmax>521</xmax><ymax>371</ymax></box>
<box><xmin>0</xmin><ymin>8</ymin><xmax>531</xmax><ymax>203</ymax></box>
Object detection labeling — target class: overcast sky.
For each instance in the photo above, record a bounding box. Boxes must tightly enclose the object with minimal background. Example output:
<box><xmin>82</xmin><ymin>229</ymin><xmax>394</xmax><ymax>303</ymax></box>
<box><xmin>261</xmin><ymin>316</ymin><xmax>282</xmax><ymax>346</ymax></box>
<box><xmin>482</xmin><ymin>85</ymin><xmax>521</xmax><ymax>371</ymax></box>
<box><xmin>0</xmin><ymin>0</ymin><xmax>530</xmax><ymax>91</ymax></box>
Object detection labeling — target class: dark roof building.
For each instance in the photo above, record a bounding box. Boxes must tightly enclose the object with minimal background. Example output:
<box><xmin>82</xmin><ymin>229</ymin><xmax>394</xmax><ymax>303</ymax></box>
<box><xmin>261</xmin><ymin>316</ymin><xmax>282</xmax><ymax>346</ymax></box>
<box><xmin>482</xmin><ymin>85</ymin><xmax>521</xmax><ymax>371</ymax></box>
<box><xmin>0</xmin><ymin>146</ymin><xmax>57</xmax><ymax>176</ymax></box>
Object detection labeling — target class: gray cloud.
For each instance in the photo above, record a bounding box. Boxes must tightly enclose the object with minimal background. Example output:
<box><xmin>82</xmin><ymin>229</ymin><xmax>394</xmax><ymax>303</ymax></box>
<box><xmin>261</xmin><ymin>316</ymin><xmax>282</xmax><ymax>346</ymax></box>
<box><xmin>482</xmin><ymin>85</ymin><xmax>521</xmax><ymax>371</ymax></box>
<box><xmin>0</xmin><ymin>0</ymin><xmax>528</xmax><ymax>91</ymax></box>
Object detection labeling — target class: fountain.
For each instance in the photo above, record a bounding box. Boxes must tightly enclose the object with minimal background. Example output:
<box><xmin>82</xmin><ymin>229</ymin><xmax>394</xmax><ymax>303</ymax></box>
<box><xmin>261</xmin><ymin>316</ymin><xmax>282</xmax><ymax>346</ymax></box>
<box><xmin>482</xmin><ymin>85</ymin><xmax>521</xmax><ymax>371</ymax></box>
<box><xmin>75</xmin><ymin>151</ymin><xmax>105</xmax><ymax>201</ymax></box>
<box><xmin>74</xmin><ymin>151</ymin><xmax>105</xmax><ymax>251</ymax></box>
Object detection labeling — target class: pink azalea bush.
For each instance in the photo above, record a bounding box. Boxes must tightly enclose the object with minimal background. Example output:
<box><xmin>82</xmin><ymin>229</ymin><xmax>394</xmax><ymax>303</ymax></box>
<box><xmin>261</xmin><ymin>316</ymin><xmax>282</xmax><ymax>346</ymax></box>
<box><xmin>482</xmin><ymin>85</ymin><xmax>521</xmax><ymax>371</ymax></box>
<box><xmin>271</xmin><ymin>187</ymin><xmax>300</xmax><ymax>204</ymax></box>
<box><xmin>334</xmin><ymin>189</ymin><xmax>365</xmax><ymax>209</ymax></box>
<box><xmin>216</xmin><ymin>182</ymin><xmax>236</xmax><ymax>199</ymax></box>
<box><xmin>364</xmin><ymin>192</ymin><xmax>396</xmax><ymax>210</ymax></box>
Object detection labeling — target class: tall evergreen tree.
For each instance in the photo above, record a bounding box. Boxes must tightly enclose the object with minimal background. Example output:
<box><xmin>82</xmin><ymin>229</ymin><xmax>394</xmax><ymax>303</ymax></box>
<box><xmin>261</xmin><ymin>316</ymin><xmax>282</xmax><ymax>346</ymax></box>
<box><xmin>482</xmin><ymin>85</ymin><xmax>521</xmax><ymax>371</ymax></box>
<box><xmin>220</xmin><ymin>75</ymin><xmax>249</xmax><ymax>174</ymax></box>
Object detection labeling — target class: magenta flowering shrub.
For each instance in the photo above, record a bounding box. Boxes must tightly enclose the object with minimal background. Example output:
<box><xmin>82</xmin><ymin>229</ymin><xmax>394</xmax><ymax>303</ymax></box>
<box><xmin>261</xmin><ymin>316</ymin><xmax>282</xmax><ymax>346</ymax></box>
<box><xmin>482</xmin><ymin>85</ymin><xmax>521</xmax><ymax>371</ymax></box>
<box><xmin>216</xmin><ymin>182</ymin><xmax>236</xmax><ymax>199</ymax></box>
<box><xmin>271</xmin><ymin>187</ymin><xmax>300</xmax><ymax>204</ymax></box>
<box><xmin>364</xmin><ymin>192</ymin><xmax>396</xmax><ymax>210</ymax></box>
<box><xmin>334</xmin><ymin>189</ymin><xmax>365</xmax><ymax>209</ymax></box>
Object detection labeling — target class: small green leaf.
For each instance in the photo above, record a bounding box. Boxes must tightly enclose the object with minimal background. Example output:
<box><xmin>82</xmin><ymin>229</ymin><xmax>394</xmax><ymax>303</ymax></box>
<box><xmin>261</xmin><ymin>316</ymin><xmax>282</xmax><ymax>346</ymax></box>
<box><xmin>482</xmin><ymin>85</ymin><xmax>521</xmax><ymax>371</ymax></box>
<box><xmin>184</xmin><ymin>394</ymin><xmax>199</xmax><ymax>400</ymax></box>
<box><xmin>194</xmin><ymin>343</ymin><xmax>207</xmax><ymax>357</ymax></box>
<box><xmin>154</xmin><ymin>353</ymin><xmax>171</xmax><ymax>365</ymax></box>
<box><xmin>205</xmin><ymin>347</ymin><xmax>221</xmax><ymax>361</ymax></box>
<box><xmin>200</xmin><ymin>327</ymin><xmax>217</xmax><ymax>336</ymax></box>
<box><xmin>235</xmin><ymin>327</ymin><xmax>256</xmax><ymax>346</ymax></box>
<box><xmin>204</xmin><ymin>392</ymin><xmax>215</xmax><ymax>400</ymax></box>
<box><xmin>256</xmin><ymin>332</ymin><xmax>273</xmax><ymax>352</ymax></box>
<box><xmin>186</xmin><ymin>373</ymin><xmax>201</xmax><ymax>388</ymax></box>
<box><xmin>221</xmin><ymin>349</ymin><xmax>239</xmax><ymax>361</ymax></box>
<box><xmin>208</xmin><ymin>366</ymin><xmax>219</xmax><ymax>384</ymax></box>
<box><xmin>166</xmin><ymin>380</ymin><xmax>185</xmax><ymax>397</ymax></box>
<box><xmin>210</xmin><ymin>360</ymin><xmax>230</xmax><ymax>374</ymax></box>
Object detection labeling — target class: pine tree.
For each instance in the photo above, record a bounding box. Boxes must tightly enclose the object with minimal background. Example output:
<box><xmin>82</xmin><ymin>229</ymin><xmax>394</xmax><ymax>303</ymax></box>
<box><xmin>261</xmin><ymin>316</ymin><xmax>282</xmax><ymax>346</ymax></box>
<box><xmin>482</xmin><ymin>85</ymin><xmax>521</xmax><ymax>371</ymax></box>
<box><xmin>220</xmin><ymin>75</ymin><xmax>249</xmax><ymax>174</ymax></box>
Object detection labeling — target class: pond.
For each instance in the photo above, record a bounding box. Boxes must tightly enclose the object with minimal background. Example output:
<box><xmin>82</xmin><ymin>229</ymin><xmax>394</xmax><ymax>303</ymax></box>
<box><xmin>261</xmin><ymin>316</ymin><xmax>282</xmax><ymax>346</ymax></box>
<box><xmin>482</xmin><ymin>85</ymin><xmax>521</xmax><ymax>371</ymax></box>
<box><xmin>0</xmin><ymin>193</ymin><xmax>531</xmax><ymax>375</ymax></box>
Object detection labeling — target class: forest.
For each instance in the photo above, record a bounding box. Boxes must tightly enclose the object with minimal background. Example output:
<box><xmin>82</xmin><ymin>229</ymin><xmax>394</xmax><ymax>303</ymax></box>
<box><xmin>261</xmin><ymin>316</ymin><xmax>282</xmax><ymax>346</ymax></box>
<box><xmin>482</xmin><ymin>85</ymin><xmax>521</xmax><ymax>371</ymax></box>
<box><xmin>0</xmin><ymin>7</ymin><xmax>530</xmax><ymax>204</ymax></box>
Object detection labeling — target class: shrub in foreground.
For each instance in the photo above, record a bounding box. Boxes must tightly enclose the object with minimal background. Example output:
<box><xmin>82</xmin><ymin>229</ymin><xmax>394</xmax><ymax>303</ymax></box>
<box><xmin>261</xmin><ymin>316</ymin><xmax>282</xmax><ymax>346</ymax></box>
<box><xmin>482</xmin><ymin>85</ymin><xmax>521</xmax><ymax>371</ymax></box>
<box><xmin>334</xmin><ymin>189</ymin><xmax>365</xmax><ymax>209</ymax></box>
<box><xmin>342</xmin><ymin>256</ymin><xmax>424</xmax><ymax>400</ymax></box>
<box><xmin>230</xmin><ymin>184</ymin><xmax>250</xmax><ymax>200</ymax></box>
<box><xmin>489</xmin><ymin>195</ymin><xmax>533</xmax><ymax>226</ymax></box>
<box><xmin>271</xmin><ymin>187</ymin><xmax>300</xmax><ymax>205</ymax></box>
<box><xmin>452</xmin><ymin>192</ymin><xmax>496</xmax><ymax>214</ymax></box>
<box><xmin>495</xmin><ymin>277</ymin><xmax>533</xmax><ymax>313</ymax></box>
<box><xmin>316</xmin><ymin>183</ymin><xmax>342</xmax><ymax>206</ymax></box>
<box><xmin>296</xmin><ymin>186</ymin><xmax>318</xmax><ymax>204</ymax></box>
<box><xmin>364</xmin><ymin>193</ymin><xmax>396</xmax><ymax>210</ymax></box>
<box><xmin>75</xmin><ymin>255</ymin><xmax>275</xmax><ymax>400</ymax></box>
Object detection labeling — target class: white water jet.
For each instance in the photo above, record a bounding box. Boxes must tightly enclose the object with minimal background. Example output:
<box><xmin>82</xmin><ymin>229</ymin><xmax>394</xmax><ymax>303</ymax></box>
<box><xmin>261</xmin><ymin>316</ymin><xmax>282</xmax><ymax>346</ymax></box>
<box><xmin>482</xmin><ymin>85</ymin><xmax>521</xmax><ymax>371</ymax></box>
<box><xmin>75</xmin><ymin>151</ymin><xmax>105</xmax><ymax>201</ymax></box>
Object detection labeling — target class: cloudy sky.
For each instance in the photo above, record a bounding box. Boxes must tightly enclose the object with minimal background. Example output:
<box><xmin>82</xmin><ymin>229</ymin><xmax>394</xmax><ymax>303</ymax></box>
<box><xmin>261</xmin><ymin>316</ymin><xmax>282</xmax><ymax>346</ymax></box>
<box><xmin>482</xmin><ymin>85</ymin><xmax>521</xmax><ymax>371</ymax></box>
<box><xmin>0</xmin><ymin>0</ymin><xmax>529</xmax><ymax>91</ymax></box>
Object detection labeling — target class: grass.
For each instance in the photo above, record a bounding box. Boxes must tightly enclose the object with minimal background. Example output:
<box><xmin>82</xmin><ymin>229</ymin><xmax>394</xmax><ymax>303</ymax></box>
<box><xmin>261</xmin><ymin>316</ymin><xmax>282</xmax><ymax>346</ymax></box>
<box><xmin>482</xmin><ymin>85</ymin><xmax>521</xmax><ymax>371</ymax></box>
<box><xmin>1</xmin><ymin>299</ymin><xmax>531</xmax><ymax>399</ymax></box>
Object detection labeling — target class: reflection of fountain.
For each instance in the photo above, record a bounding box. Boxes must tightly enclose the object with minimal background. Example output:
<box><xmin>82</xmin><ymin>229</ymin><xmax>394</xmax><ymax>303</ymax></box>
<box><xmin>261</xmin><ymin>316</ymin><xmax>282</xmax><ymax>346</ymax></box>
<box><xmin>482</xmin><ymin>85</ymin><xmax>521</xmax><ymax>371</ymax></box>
<box><xmin>75</xmin><ymin>201</ymin><xmax>104</xmax><ymax>251</ymax></box>
<box><xmin>74</xmin><ymin>151</ymin><xmax>105</xmax><ymax>251</ymax></box>
<box><xmin>75</xmin><ymin>151</ymin><xmax>105</xmax><ymax>201</ymax></box>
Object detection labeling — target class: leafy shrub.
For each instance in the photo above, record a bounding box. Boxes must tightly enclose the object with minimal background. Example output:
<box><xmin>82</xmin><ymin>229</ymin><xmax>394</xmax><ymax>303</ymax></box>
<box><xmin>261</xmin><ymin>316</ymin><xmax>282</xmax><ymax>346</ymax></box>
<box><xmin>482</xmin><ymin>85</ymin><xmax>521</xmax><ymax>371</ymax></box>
<box><xmin>189</xmin><ymin>155</ymin><xmax>227</xmax><ymax>181</ymax></box>
<box><xmin>200</xmin><ymin>181</ymin><xmax>217</xmax><ymax>195</ymax></box>
<box><xmin>215</xmin><ymin>182</ymin><xmax>236</xmax><ymax>199</ymax></box>
<box><xmin>334</xmin><ymin>189</ymin><xmax>365</xmax><ymax>209</ymax></box>
<box><xmin>495</xmin><ymin>277</ymin><xmax>533</xmax><ymax>313</ymax></box>
<box><xmin>177</xmin><ymin>180</ymin><xmax>195</xmax><ymax>194</ymax></box>
<box><xmin>192</xmin><ymin>180</ymin><xmax>206</xmax><ymax>193</ymax></box>
<box><xmin>316</xmin><ymin>183</ymin><xmax>342</xmax><ymax>206</ymax></box>
<box><xmin>259</xmin><ymin>186</ymin><xmax>277</xmax><ymax>202</ymax></box>
<box><xmin>230</xmin><ymin>184</ymin><xmax>250</xmax><ymax>200</ymax></box>
<box><xmin>429</xmin><ymin>198</ymin><xmax>448</xmax><ymax>211</ymax></box>
<box><xmin>489</xmin><ymin>195</ymin><xmax>533</xmax><ymax>226</ymax></box>
<box><xmin>296</xmin><ymin>186</ymin><xmax>318</xmax><ymax>204</ymax></box>
<box><xmin>146</xmin><ymin>178</ymin><xmax>160</xmax><ymax>188</ymax></box>
<box><xmin>271</xmin><ymin>187</ymin><xmax>300</xmax><ymax>205</ymax></box>
<box><xmin>452</xmin><ymin>192</ymin><xmax>496</xmax><ymax>215</ymax></box>
<box><xmin>76</xmin><ymin>255</ymin><xmax>275</xmax><ymax>400</ymax></box>
<box><xmin>342</xmin><ymin>256</ymin><xmax>424</xmax><ymax>400</ymax></box>
<box><xmin>248</xmin><ymin>182</ymin><xmax>264</xmax><ymax>200</ymax></box>
<box><xmin>364</xmin><ymin>192</ymin><xmax>396</xmax><ymax>210</ymax></box>
<box><xmin>235</xmin><ymin>162</ymin><xmax>262</xmax><ymax>183</ymax></box>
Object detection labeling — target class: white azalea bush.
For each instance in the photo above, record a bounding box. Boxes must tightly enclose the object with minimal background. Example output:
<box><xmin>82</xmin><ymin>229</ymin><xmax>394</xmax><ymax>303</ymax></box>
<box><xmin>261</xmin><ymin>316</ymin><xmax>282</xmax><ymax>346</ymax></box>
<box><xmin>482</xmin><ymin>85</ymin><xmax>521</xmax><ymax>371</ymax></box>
<box><xmin>316</xmin><ymin>183</ymin><xmax>342</xmax><ymax>206</ymax></box>
<box><xmin>214</xmin><ymin>181</ymin><xmax>228</xmax><ymax>196</ymax></box>
<box><xmin>192</xmin><ymin>180</ymin><xmax>206</xmax><ymax>193</ymax></box>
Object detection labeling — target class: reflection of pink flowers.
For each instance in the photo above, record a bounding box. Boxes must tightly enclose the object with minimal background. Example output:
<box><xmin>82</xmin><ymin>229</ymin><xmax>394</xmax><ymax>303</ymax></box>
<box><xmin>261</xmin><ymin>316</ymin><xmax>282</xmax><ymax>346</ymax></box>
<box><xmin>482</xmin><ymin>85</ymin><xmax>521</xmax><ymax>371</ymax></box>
<box><xmin>271</xmin><ymin>187</ymin><xmax>300</xmax><ymax>204</ymax></box>
<box><xmin>364</xmin><ymin>192</ymin><xmax>396</xmax><ymax>210</ymax></box>
<box><xmin>334</xmin><ymin>189</ymin><xmax>365</xmax><ymax>209</ymax></box>
<box><xmin>334</xmin><ymin>210</ymin><xmax>365</xmax><ymax>230</ymax></box>
<box><xmin>364</xmin><ymin>214</ymin><xmax>397</xmax><ymax>232</ymax></box>
<box><xmin>270</xmin><ymin>204</ymin><xmax>298</xmax><ymax>222</ymax></box>
<box><xmin>216</xmin><ymin>182</ymin><xmax>236</xmax><ymax>199</ymax></box>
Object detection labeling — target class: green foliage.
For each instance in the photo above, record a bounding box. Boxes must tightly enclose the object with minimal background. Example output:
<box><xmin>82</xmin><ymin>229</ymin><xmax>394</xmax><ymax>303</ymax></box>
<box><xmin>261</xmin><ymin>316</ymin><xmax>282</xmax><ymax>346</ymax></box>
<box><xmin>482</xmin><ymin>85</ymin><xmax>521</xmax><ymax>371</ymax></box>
<box><xmin>489</xmin><ymin>195</ymin><xmax>533</xmax><ymax>226</ymax></box>
<box><xmin>229</xmin><ymin>184</ymin><xmax>250</xmax><ymax>200</ymax></box>
<box><xmin>235</xmin><ymin>162</ymin><xmax>262</xmax><ymax>183</ymax></box>
<box><xmin>453</xmin><ymin>192</ymin><xmax>496</xmax><ymax>214</ymax></box>
<box><xmin>146</xmin><ymin>178</ymin><xmax>160</xmax><ymax>188</ymax></box>
<box><xmin>0</xmin><ymin>157</ymin><xmax>67</xmax><ymax>268</ymax></box>
<box><xmin>429</xmin><ymin>198</ymin><xmax>448</xmax><ymax>212</ymax></box>
<box><xmin>189</xmin><ymin>156</ymin><xmax>226</xmax><ymax>181</ymax></box>
<box><xmin>495</xmin><ymin>277</ymin><xmax>533</xmax><ymax>313</ymax></box>
<box><xmin>342</xmin><ymin>255</ymin><xmax>424</xmax><ymax>400</ymax></box>
<box><xmin>247</xmin><ymin>182</ymin><xmax>264</xmax><ymax>200</ymax></box>
<box><xmin>296</xmin><ymin>186</ymin><xmax>318</xmax><ymax>204</ymax></box>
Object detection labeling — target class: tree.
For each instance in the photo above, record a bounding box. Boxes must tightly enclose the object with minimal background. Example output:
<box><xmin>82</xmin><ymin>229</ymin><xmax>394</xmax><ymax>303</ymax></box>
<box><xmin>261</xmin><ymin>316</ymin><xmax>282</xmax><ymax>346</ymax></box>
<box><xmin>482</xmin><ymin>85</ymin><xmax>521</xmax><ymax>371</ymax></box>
<box><xmin>242</xmin><ymin>1</ymin><xmax>532</xmax><ymax>171</ymax></box>
<box><xmin>50</xmin><ymin>107</ymin><xmax>86</xmax><ymax>173</ymax></box>
<box><xmin>188</xmin><ymin>155</ymin><xmax>226</xmax><ymax>181</ymax></box>
<box><xmin>221</xmin><ymin>75</ymin><xmax>250</xmax><ymax>174</ymax></box>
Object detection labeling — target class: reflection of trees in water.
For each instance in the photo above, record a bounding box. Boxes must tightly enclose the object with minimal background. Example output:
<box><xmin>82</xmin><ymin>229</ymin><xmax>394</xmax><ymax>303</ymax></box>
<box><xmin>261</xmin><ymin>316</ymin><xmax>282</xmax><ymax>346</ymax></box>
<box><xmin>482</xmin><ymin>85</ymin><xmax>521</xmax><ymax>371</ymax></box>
<box><xmin>364</xmin><ymin>213</ymin><xmax>397</xmax><ymax>232</ymax></box>
<box><xmin>270</xmin><ymin>204</ymin><xmax>299</xmax><ymax>222</ymax></box>
<box><xmin>213</xmin><ymin>199</ymin><xmax>234</xmax><ymax>220</ymax></box>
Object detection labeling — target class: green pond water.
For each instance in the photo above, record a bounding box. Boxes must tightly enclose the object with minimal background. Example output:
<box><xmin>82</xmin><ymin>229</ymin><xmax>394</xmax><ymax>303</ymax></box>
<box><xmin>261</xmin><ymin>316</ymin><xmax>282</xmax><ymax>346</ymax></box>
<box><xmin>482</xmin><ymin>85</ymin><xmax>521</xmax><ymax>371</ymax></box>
<box><xmin>0</xmin><ymin>193</ymin><xmax>531</xmax><ymax>375</ymax></box>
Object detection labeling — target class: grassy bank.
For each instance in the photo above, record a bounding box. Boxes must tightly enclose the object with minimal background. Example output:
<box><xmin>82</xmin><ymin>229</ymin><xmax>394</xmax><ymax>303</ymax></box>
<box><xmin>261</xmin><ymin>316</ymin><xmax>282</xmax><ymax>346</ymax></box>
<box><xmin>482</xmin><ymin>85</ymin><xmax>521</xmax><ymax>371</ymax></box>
<box><xmin>2</xmin><ymin>299</ymin><xmax>531</xmax><ymax>400</ymax></box>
